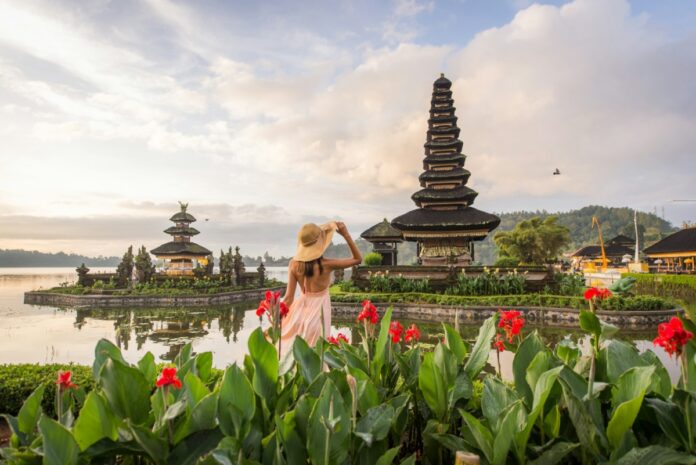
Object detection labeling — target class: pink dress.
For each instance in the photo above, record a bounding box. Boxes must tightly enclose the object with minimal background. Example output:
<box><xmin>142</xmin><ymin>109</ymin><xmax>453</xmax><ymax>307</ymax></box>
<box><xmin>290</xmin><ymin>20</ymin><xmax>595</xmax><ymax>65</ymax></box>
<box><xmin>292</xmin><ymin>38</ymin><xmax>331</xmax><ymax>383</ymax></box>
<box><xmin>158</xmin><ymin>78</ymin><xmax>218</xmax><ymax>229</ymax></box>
<box><xmin>279</xmin><ymin>287</ymin><xmax>331</xmax><ymax>359</ymax></box>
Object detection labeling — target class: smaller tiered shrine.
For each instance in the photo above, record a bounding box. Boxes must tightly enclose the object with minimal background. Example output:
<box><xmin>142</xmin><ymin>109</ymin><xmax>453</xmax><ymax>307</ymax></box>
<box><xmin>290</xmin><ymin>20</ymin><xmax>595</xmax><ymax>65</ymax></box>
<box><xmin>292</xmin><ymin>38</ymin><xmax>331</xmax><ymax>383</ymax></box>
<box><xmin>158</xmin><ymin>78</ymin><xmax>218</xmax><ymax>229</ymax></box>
<box><xmin>151</xmin><ymin>202</ymin><xmax>212</xmax><ymax>275</ymax></box>
<box><xmin>361</xmin><ymin>219</ymin><xmax>403</xmax><ymax>266</ymax></box>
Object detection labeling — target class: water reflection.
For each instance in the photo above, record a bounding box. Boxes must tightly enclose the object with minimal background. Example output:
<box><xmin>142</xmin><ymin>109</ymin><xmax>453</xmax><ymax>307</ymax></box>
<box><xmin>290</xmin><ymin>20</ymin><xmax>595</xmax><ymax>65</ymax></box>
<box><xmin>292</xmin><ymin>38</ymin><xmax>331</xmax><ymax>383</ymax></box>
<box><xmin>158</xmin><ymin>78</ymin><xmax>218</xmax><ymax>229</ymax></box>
<box><xmin>0</xmin><ymin>267</ymin><xmax>681</xmax><ymax>381</ymax></box>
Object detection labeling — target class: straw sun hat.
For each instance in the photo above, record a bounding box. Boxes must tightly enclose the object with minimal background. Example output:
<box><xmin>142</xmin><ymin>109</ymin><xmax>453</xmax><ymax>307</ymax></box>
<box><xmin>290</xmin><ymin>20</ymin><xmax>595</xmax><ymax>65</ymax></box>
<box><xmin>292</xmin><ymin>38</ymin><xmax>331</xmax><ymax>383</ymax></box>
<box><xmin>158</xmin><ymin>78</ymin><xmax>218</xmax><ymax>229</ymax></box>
<box><xmin>294</xmin><ymin>222</ymin><xmax>337</xmax><ymax>262</ymax></box>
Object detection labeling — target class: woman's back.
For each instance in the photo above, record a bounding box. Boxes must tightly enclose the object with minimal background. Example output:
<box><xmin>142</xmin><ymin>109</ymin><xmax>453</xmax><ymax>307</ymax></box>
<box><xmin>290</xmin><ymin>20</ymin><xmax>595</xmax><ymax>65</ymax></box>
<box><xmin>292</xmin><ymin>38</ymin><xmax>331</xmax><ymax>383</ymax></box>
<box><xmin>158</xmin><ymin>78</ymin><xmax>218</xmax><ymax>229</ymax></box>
<box><xmin>290</xmin><ymin>259</ymin><xmax>333</xmax><ymax>293</ymax></box>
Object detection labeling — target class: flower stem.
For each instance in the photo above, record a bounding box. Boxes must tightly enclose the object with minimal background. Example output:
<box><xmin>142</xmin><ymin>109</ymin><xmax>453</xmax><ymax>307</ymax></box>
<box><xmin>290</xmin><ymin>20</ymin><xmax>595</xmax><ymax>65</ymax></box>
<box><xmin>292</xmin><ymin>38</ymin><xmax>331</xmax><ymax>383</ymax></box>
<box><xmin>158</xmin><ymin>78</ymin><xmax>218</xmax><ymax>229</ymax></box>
<box><xmin>55</xmin><ymin>385</ymin><xmax>62</xmax><ymax>424</ymax></box>
<box><xmin>496</xmin><ymin>348</ymin><xmax>502</xmax><ymax>379</ymax></box>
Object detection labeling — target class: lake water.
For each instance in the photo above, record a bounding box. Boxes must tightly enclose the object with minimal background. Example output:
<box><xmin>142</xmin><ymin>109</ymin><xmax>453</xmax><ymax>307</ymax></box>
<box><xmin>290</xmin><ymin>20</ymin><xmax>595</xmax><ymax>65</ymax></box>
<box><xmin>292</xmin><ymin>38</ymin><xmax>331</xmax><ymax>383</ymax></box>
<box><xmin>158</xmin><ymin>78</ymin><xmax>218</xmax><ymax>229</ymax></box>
<box><xmin>0</xmin><ymin>268</ymin><xmax>681</xmax><ymax>381</ymax></box>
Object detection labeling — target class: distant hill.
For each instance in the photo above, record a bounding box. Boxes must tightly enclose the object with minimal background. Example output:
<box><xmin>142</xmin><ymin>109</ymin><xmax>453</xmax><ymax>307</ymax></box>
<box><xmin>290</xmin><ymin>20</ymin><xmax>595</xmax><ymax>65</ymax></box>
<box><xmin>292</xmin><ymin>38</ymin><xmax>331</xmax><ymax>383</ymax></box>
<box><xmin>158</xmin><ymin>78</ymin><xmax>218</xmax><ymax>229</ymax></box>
<box><xmin>0</xmin><ymin>249</ymin><xmax>120</xmax><ymax>267</ymax></box>
<box><xmin>475</xmin><ymin>206</ymin><xmax>676</xmax><ymax>264</ymax></box>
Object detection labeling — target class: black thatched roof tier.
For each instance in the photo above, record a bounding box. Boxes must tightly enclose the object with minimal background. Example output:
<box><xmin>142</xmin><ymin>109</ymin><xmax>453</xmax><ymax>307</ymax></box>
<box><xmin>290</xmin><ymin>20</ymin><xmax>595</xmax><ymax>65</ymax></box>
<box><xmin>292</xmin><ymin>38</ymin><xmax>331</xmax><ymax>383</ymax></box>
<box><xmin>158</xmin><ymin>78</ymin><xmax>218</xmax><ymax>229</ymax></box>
<box><xmin>434</xmin><ymin>74</ymin><xmax>452</xmax><ymax>89</ymax></box>
<box><xmin>170</xmin><ymin>211</ymin><xmax>196</xmax><ymax>223</ymax></box>
<box><xmin>412</xmin><ymin>185</ymin><xmax>478</xmax><ymax>206</ymax></box>
<box><xmin>609</xmin><ymin>234</ymin><xmax>635</xmax><ymax>246</ymax></box>
<box><xmin>361</xmin><ymin>219</ymin><xmax>403</xmax><ymax>242</ymax></box>
<box><xmin>431</xmin><ymin>98</ymin><xmax>454</xmax><ymax>106</ymax></box>
<box><xmin>644</xmin><ymin>228</ymin><xmax>696</xmax><ymax>255</ymax></box>
<box><xmin>571</xmin><ymin>244</ymin><xmax>634</xmax><ymax>258</ymax></box>
<box><xmin>428</xmin><ymin>126</ymin><xmax>460</xmax><ymax>137</ymax></box>
<box><xmin>423</xmin><ymin>153</ymin><xmax>466</xmax><ymax>166</ymax></box>
<box><xmin>151</xmin><ymin>241</ymin><xmax>212</xmax><ymax>256</ymax></box>
<box><xmin>419</xmin><ymin>168</ymin><xmax>471</xmax><ymax>185</ymax></box>
<box><xmin>391</xmin><ymin>207</ymin><xmax>500</xmax><ymax>233</ymax></box>
<box><xmin>424</xmin><ymin>139</ymin><xmax>463</xmax><ymax>151</ymax></box>
<box><xmin>428</xmin><ymin>115</ymin><xmax>458</xmax><ymax>126</ymax></box>
<box><xmin>164</xmin><ymin>226</ymin><xmax>200</xmax><ymax>236</ymax></box>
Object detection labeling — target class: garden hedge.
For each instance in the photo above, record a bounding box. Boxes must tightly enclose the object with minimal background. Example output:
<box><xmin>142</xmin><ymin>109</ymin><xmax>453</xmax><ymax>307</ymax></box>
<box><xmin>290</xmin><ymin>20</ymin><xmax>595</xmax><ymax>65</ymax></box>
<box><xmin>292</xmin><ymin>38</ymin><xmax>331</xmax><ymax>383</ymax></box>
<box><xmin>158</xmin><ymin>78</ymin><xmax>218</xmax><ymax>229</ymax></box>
<box><xmin>330</xmin><ymin>288</ymin><xmax>676</xmax><ymax>311</ymax></box>
<box><xmin>0</xmin><ymin>363</ymin><xmax>224</xmax><ymax>416</ymax></box>
<box><xmin>624</xmin><ymin>272</ymin><xmax>696</xmax><ymax>302</ymax></box>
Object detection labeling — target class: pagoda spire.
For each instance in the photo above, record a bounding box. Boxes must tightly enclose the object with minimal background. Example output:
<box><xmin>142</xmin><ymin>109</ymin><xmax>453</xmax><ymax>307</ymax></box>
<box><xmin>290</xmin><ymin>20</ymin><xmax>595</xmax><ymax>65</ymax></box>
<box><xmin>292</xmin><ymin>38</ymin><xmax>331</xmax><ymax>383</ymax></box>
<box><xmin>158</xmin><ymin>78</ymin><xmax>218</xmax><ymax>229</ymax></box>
<box><xmin>391</xmin><ymin>74</ymin><xmax>500</xmax><ymax>265</ymax></box>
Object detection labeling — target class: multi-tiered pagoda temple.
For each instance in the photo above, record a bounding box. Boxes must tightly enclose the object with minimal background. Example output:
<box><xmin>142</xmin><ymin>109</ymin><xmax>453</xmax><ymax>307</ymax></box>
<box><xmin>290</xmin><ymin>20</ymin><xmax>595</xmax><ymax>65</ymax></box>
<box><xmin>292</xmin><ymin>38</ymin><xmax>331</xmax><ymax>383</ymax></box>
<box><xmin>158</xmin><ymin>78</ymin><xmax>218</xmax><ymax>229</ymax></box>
<box><xmin>391</xmin><ymin>74</ymin><xmax>500</xmax><ymax>265</ymax></box>
<box><xmin>151</xmin><ymin>202</ymin><xmax>212</xmax><ymax>275</ymax></box>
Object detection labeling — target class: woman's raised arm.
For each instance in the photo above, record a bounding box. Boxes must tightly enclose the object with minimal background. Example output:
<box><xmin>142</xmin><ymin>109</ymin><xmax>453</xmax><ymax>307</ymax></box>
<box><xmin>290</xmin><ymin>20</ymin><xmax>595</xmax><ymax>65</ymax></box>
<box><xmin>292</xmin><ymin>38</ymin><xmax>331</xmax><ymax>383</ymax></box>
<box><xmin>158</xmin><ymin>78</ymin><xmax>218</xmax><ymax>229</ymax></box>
<box><xmin>325</xmin><ymin>222</ymin><xmax>362</xmax><ymax>269</ymax></box>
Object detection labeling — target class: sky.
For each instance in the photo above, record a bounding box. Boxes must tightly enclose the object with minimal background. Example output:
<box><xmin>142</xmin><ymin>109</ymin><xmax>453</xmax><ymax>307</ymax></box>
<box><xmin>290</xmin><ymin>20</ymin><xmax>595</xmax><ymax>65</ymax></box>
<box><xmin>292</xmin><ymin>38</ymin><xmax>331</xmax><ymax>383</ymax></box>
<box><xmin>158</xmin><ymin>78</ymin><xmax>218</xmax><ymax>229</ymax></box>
<box><xmin>1</xmin><ymin>0</ymin><xmax>695</xmax><ymax>257</ymax></box>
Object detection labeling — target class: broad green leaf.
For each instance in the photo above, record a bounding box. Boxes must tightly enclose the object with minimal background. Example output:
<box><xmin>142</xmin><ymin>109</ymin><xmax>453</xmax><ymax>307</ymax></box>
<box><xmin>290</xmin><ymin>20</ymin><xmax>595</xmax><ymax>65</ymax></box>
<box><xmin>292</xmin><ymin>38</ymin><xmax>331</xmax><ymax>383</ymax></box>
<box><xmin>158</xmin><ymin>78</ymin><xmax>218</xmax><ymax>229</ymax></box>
<box><xmin>168</xmin><ymin>427</ymin><xmax>224</xmax><ymax>465</ymax></box>
<box><xmin>432</xmin><ymin>433</ymin><xmax>468</xmax><ymax>452</ymax></box>
<box><xmin>399</xmin><ymin>454</ymin><xmax>417</xmax><ymax>465</ymax></box>
<box><xmin>645</xmin><ymin>398</ymin><xmax>689</xmax><ymax>450</ymax></box>
<box><xmin>99</xmin><ymin>358</ymin><xmax>151</xmax><ymax>424</ymax></box>
<box><xmin>129</xmin><ymin>421</ymin><xmax>169</xmax><ymax>464</ymax></box>
<box><xmin>611</xmin><ymin>366</ymin><xmax>655</xmax><ymax>412</ymax></box>
<box><xmin>174</xmin><ymin>343</ymin><xmax>193</xmax><ymax>367</ymax></box>
<box><xmin>92</xmin><ymin>338</ymin><xmax>126</xmax><ymax>378</ymax></box>
<box><xmin>277</xmin><ymin>412</ymin><xmax>308</xmax><ymax>465</ymax></box>
<box><xmin>599</xmin><ymin>319</ymin><xmax>619</xmax><ymax>341</ymax></box>
<box><xmin>639</xmin><ymin>350</ymin><xmax>672</xmax><ymax>398</ymax></box>
<box><xmin>247</xmin><ymin>328</ymin><xmax>278</xmax><ymax>402</ymax></box>
<box><xmin>601</xmin><ymin>340</ymin><xmax>646</xmax><ymax>383</ymax></box>
<box><xmin>375</xmin><ymin>446</ymin><xmax>401</xmax><ymax>465</ymax></box>
<box><xmin>218</xmin><ymin>364</ymin><xmax>255</xmax><ymax>438</ymax></box>
<box><xmin>459</xmin><ymin>409</ymin><xmax>493</xmax><ymax>463</ymax></box>
<box><xmin>39</xmin><ymin>415</ymin><xmax>79</xmax><ymax>465</ymax></box>
<box><xmin>492</xmin><ymin>401</ymin><xmax>525</xmax><ymax>465</ymax></box>
<box><xmin>372</xmin><ymin>306</ymin><xmax>393</xmax><ymax>377</ymax></box>
<box><xmin>606</xmin><ymin>366</ymin><xmax>654</xmax><ymax>449</ymax></box>
<box><xmin>307</xmin><ymin>379</ymin><xmax>350</xmax><ymax>465</ymax></box>
<box><xmin>17</xmin><ymin>384</ymin><xmax>45</xmax><ymax>436</ymax></box>
<box><xmin>482</xmin><ymin>377</ymin><xmax>518</xmax><ymax>433</ymax></box>
<box><xmin>614</xmin><ymin>445</ymin><xmax>696</xmax><ymax>465</ymax></box>
<box><xmin>554</xmin><ymin>339</ymin><xmax>580</xmax><ymax>366</ymax></box>
<box><xmin>293</xmin><ymin>336</ymin><xmax>322</xmax><ymax>383</ymax></box>
<box><xmin>525</xmin><ymin>351</ymin><xmax>552</xmax><ymax>395</ymax></box>
<box><xmin>516</xmin><ymin>366</ymin><xmax>563</xmax><ymax>455</ymax></box>
<box><xmin>419</xmin><ymin>352</ymin><xmax>447</xmax><ymax>420</ymax></box>
<box><xmin>194</xmin><ymin>351</ymin><xmax>213</xmax><ymax>382</ymax></box>
<box><xmin>183</xmin><ymin>373</ymin><xmax>209</xmax><ymax>409</ymax></box>
<box><xmin>579</xmin><ymin>310</ymin><xmax>601</xmax><ymax>338</ymax></box>
<box><xmin>443</xmin><ymin>323</ymin><xmax>468</xmax><ymax>364</ymax></box>
<box><xmin>448</xmin><ymin>371</ymin><xmax>474</xmax><ymax>409</ymax></box>
<box><xmin>463</xmin><ymin>315</ymin><xmax>496</xmax><ymax>379</ymax></box>
<box><xmin>346</xmin><ymin>366</ymin><xmax>379</xmax><ymax>415</ymax></box>
<box><xmin>73</xmin><ymin>392</ymin><xmax>118</xmax><ymax>451</ymax></box>
<box><xmin>137</xmin><ymin>352</ymin><xmax>157</xmax><ymax>385</ymax></box>
<box><xmin>513</xmin><ymin>331</ymin><xmax>546</xmax><ymax>405</ymax></box>
<box><xmin>355</xmin><ymin>404</ymin><xmax>394</xmax><ymax>446</ymax></box>
<box><xmin>528</xmin><ymin>442</ymin><xmax>579</xmax><ymax>465</ymax></box>
<box><xmin>434</xmin><ymin>343</ymin><xmax>458</xmax><ymax>387</ymax></box>
<box><xmin>560</xmin><ymin>380</ymin><xmax>604</xmax><ymax>459</ymax></box>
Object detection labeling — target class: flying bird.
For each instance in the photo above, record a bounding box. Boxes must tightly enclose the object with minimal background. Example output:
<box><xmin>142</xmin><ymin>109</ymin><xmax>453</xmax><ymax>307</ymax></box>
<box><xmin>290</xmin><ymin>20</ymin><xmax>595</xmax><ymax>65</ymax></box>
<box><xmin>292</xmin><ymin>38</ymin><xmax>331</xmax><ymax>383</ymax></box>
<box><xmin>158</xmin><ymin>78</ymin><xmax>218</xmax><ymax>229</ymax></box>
<box><xmin>553</xmin><ymin>168</ymin><xmax>561</xmax><ymax>175</ymax></box>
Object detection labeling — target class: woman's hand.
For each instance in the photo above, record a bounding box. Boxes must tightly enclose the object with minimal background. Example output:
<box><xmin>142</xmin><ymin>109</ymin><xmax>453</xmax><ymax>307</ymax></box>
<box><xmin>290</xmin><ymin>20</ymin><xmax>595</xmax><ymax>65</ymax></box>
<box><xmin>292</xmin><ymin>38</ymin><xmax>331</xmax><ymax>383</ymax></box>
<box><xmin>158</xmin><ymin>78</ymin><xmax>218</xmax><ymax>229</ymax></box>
<box><xmin>336</xmin><ymin>221</ymin><xmax>349</xmax><ymax>237</ymax></box>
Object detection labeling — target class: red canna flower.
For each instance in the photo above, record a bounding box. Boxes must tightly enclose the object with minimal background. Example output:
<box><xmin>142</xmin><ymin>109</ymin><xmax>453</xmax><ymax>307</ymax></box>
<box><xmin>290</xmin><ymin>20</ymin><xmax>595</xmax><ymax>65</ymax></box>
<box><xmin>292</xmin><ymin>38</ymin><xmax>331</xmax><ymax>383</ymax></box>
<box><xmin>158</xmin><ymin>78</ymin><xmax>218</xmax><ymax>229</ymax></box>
<box><xmin>56</xmin><ymin>371</ymin><xmax>77</xmax><ymax>390</ymax></box>
<box><xmin>256</xmin><ymin>299</ymin><xmax>269</xmax><ymax>317</ymax></box>
<box><xmin>405</xmin><ymin>324</ymin><xmax>421</xmax><ymax>343</ymax></box>
<box><xmin>584</xmin><ymin>287</ymin><xmax>612</xmax><ymax>301</ymax></box>
<box><xmin>498</xmin><ymin>309</ymin><xmax>525</xmax><ymax>343</ymax></box>
<box><xmin>328</xmin><ymin>333</ymin><xmax>349</xmax><ymax>345</ymax></box>
<box><xmin>389</xmin><ymin>321</ymin><xmax>404</xmax><ymax>343</ymax></box>
<box><xmin>493</xmin><ymin>334</ymin><xmax>506</xmax><ymax>352</ymax></box>
<box><xmin>279</xmin><ymin>301</ymin><xmax>289</xmax><ymax>318</ymax></box>
<box><xmin>156</xmin><ymin>367</ymin><xmax>182</xmax><ymax>389</ymax></box>
<box><xmin>653</xmin><ymin>317</ymin><xmax>693</xmax><ymax>357</ymax></box>
<box><xmin>584</xmin><ymin>287</ymin><xmax>598</xmax><ymax>300</ymax></box>
<box><xmin>357</xmin><ymin>300</ymin><xmax>379</xmax><ymax>324</ymax></box>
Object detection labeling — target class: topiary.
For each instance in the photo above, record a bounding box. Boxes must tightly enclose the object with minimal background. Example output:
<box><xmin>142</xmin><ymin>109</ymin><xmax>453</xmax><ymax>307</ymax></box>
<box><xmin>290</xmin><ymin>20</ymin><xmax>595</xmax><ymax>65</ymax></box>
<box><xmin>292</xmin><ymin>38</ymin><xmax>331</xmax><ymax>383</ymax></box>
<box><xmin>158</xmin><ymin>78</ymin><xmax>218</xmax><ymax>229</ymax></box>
<box><xmin>364</xmin><ymin>252</ymin><xmax>383</xmax><ymax>266</ymax></box>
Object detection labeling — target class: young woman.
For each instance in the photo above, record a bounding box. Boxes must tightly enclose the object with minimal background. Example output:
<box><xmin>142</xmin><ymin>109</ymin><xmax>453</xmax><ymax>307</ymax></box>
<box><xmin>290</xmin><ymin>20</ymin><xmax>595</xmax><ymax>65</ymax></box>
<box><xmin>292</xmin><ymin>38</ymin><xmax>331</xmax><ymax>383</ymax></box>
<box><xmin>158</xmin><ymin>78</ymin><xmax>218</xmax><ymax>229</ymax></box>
<box><xmin>280</xmin><ymin>221</ymin><xmax>362</xmax><ymax>354</ymax></box>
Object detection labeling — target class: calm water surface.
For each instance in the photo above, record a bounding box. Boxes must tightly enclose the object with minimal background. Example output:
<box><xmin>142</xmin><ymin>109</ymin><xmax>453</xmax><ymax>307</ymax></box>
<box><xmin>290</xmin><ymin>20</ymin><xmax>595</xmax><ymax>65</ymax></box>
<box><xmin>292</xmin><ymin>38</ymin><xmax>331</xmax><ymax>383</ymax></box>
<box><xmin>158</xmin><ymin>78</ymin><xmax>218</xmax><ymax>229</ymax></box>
<box><xmin>0</xmin><ymin>268</ymin><xmax>681</xmax><ymax>381</ymax></box>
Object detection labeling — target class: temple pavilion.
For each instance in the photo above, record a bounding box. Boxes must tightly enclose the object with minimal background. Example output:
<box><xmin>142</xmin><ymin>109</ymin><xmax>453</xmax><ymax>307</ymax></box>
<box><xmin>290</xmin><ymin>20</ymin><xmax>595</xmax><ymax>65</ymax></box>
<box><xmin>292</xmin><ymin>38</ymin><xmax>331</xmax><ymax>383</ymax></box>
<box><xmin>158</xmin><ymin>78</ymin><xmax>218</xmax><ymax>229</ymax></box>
<box><xmin>570</xmin><ymin>234</ymin><xmax>635</xmax><ymax>268</ymax></box>
<box><xmin>644</xmin><ymin>225</ymin><xmax>696</xmax><ymax>273</ymax></box>
<box><xmin>151</xmin><ymin>202</ymin><xmax>212</xmax><ymax>275</ymax></box>
<box><xmin>391</xmin><ymin>74</ymin><xmax>500</xmax><ymax>265</ymax></box>
<box><xmin>361</xmin><ymin>219</ymin><xmax>403</xmax><ymax>266</ymax></box>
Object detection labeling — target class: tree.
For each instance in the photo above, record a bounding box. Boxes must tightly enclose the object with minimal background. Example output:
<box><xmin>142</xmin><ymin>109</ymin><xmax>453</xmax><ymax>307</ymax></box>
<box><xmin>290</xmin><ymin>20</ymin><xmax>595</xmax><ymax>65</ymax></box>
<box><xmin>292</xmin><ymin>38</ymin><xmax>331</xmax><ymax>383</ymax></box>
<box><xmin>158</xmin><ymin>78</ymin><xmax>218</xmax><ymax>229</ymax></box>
<box><xmin>134</xmin><ymin>246</ymin><xmax>156</xmax><ymax>283</ymax></box>
<box><xmin>493</xmin><ymin>216</ymin><xmax>570</xmax><ymax>264</ymax></box>
<box><xmin>115</xmin><ymin>245</ymin><xmax>134</xmax><ymax>287</ymax></box>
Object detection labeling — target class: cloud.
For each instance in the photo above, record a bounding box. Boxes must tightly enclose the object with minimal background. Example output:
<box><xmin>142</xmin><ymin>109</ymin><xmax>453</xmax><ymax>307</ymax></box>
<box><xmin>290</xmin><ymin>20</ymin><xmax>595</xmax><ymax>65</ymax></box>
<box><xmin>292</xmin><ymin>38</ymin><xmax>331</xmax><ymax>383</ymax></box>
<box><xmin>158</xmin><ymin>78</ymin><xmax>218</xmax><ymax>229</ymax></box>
<box><xmin>1</xmin><ymin>0</ymin><xmax>696</xmax><ymax>256</ymax></box>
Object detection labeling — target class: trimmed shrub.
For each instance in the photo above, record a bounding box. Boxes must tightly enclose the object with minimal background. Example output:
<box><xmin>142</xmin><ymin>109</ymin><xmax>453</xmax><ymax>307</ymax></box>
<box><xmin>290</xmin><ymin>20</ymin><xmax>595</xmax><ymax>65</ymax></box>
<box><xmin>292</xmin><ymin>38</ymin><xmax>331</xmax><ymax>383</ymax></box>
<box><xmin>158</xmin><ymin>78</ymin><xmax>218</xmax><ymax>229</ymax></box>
<box><xmin>363</xmin><ymin>252</ymin><xmax>383</xmax><ymax>266</ymax></box>
<box><xmin>625</xmin><ymin>272</ymin><xmax>696</xmax><ymax>302</ymax></box>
